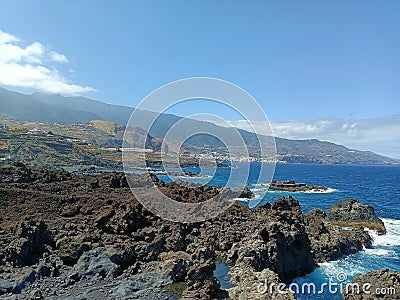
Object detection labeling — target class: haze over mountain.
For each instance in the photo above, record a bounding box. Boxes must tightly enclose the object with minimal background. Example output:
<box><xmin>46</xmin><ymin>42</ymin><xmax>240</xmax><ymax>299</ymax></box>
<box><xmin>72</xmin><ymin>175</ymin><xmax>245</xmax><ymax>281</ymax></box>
<box><xmin>0</xmin><ymin>87</ymin><xmax>398</xmax><ymax>165</ymax></box>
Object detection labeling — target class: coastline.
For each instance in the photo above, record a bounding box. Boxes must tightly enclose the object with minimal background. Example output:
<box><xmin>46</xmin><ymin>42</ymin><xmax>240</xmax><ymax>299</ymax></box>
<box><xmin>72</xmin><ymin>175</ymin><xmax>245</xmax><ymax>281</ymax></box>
<box><xmin>0</xmin><ymin>163</ymin><xmax>397</xmax><ymax>299</ymax></box>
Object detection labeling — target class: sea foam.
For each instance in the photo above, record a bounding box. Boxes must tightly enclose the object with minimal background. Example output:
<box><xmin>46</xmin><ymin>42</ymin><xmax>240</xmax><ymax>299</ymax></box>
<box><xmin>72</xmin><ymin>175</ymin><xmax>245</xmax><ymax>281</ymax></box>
<box><xmin>363</xmin><ymin>248</ymin><xmax>395</xmax><ymax>257</ymax></box>
<box><xmin>256</xmin><ymin>187</ymin><xmax>337</xmax><ymax>194</ymax></box>
<box><xmin>367</xmin><ymin>218</ymin><xmax>400</xmax><ymax>247</ymax></box>
<box><xmin>318</xmin><ymin>259</ymin><xmax>369</xmax><ymax>281</ymax></box>
<box><xmin>303</xmin><ymin>187</ymin><xmax>337</xmax><ymax>194</ymax></box>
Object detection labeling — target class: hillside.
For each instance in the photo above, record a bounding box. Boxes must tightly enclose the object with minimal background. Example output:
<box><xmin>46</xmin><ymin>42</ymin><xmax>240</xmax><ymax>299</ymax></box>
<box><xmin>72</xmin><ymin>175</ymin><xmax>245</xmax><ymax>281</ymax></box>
<box><xmin>0</xmin><ymin>87</ymin><xmax>398</xmax><ymax>165</ymax></box>
<box><xmin>275</xmin><ymin>137</ymin><xmax>398</xmax><ymax>164</ymax></box>
<box><xmin>0</xmin><ymin>128</ymin><xmax>121</xmax><ymax>169</ymax></box>
<box><xmin>0</xmin><ymin>120</ymin><xmax>205</xmax><ymax>169</ymax></box>
<box><xmin>0</xmin><ymin>120</ymin><xmax>166</xmax><ymax>169</ymax></box>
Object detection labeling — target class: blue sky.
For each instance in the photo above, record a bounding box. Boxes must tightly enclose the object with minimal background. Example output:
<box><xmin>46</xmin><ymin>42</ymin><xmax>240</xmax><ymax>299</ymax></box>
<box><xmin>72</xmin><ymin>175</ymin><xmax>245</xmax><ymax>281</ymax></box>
<box><xmin>0</xmin><ymin>1</ymin><xmax>399</xmax><ymax>157</ymax></box>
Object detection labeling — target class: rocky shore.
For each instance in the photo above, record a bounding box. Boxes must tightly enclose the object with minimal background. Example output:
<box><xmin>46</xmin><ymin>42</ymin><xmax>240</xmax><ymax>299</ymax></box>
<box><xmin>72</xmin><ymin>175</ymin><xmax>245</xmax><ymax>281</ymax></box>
<box><xmin>343</xmin><ymin>268</ymin><xmax>400</xmax><ymax>300</ymax></box>
<box><xmin>304</xmin><ymin>197</ymin><xmax>386</xmax><ymax>263</ymax></box>
<box><xmin>0</xmin><ymin>163</ymin><xmax>393</xmax><ymax>299</ymax></box>
<box><xmin>269</xmin><ymin>180</ymin><xmax>328</xmax><ymax>192</ymax></box>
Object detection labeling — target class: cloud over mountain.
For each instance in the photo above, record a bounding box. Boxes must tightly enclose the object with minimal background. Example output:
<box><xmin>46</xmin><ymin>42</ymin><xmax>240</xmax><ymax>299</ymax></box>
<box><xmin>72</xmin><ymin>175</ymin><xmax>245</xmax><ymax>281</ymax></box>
<box><xmin>0</xmin><ymin>29</ymin><xmax>95</xmax><ymax>95</ymax></box>
<box><xmin>221</xmin><ymin>116</ymin><xmax>400</xmax><ymax>159</ymax></box>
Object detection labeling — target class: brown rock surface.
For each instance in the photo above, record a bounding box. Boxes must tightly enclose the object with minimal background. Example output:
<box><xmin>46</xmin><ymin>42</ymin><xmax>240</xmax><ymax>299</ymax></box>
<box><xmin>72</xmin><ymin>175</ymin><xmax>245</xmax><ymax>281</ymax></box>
<box><xmin>304</xmin><ymin>198</ymin><xmax>386</xmax><ymax>263</ymax></box>
<box><xmin>0</xmin><ymin>163</ymin><xmax>388</xmax><ymax>299</ymax></box>
<box><xmin>343</xmin><ymin>268</ymin><xmax>400</xmax><ymax>300</ymax></box>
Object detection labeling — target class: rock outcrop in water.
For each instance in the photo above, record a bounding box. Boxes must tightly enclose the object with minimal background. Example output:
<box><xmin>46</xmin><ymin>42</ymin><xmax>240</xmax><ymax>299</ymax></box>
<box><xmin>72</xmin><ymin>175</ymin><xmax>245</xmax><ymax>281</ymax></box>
<box><xmin>304</xmin><ymin>198</ymin><xmax>386</xmax><ymax>263</ymax></box>
<box><xmin>305</xmin><ymin>216</ymin><xmax>371</xmax><ymax>262</ymax></box>
<box><xmin>326</xmin><ymin>198</ymin><xmax>386</xmax><ymax>235</ymax></box>
<box><xmin>343</xmin><ymin>268</ymin><xmax>400</xmax><ymax>299</ymax></box>
<box><xmin>0</xmin><ymin>163</ymin><xmax>389</xmax><ymax>299</ymax></box>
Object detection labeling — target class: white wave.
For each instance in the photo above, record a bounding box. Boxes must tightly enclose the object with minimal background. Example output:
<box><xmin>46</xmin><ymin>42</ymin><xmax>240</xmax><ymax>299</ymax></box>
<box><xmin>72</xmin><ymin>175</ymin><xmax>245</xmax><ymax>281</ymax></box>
<box><xmin>318</xmin><ymin>261</ymin><xmax>336</xmax><ymax>268</ymax></box>
<box><xmin>249</xmin><ymin>183</ymin><xmax>269</xmax><ymax>187</ymax></box>
<box><xmin>229</xmin><ymin>197</ymin><xmax>254</xmax><ymax>202</ymax></box>
<box><xmin>250</xmin><ymin>188</ymin><xmax>267</xmax><ymax>192</ymax></box>
<box><xmin>318</xmin><ymin>259</ymin><xmax>368</xmax><ymax>281</ymax></box>
<box><xmin>363</xmin><ymin>248</ymin><xmax>394</xmax><ymax>256</ymax></box>
<box><xmin>313</xmin><ymin>218</ymin><xmax>400</xmax><ymax>287</ymax></box>
<box><xmin>303</xmin><ymin>188</ymin><xmax>337</xmax><ymax>194</ymax></box>
<box><xmin>367</xmin><ymin>218</ymin><xmax>400</xmax><ymax>247</ymax></box>
<box><xmin>249</xmin><ymin>186</ymin><xmax>269</xmax><ymax>200</ymax></box>
<box><xmin>263</xmin><ymin>187</ymin><xmax>337</xmax><ymax>194</ymax></box>
<box><xmin>267</xmin><ymin>190</ymin><xmax>287</xmax><ymax>194</ymax></box>
<box><xmin>228</xmin><ymin>198</ymin><xmax>243</xmax><ymax>202</ymax></box>
<box><xmin>233</xmin><ymin>195</ymin><xmax>263</xmax><ymax>202</ymax></box>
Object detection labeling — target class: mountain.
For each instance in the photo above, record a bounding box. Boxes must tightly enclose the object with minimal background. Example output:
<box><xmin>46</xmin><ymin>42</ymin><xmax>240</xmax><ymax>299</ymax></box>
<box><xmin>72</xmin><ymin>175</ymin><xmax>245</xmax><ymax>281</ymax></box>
<box><xmin>274</xmin><ymin>137</ymin><xmax>398</xmax><ymax>164</ymax></box>
<box><xmin>0</xmin><ymin>87</ymin><xmax>398</xmax><ymax>165</ymax></box>
<box><xmin>0</xmin><ymin>87</ymin><xmax>133</xmax><ymax>124</ymax></box>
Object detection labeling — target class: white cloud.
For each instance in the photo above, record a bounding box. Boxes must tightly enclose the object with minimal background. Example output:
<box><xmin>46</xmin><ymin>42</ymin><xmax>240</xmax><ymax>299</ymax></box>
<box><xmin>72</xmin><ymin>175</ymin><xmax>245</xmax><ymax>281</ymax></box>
<box><xmin>213</xmin><ymin>116</ymin><xmax>400</xmax><ymax>159</ymax></box>
<box><xmin>49</xmin><ymin>51</ymin><xmax>68</xmax><ymax>63</ymax></box>
<box><xmin>0</xmin><ymin>31</ymin><xmax>18</xmax><ymax>44</ymax></box>
<box><xmin>0</xmin><ymin>29</ymin><xmax>95</xmax><ymax>95</ymax></box>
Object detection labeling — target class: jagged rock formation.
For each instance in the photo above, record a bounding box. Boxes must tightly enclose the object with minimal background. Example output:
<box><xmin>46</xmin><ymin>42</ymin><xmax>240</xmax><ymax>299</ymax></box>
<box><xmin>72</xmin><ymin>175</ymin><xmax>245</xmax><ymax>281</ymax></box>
<box><xmin>304</xmin><ymin>199</ymin><xmax>386</xmax><ymax>263</ymax></box>
<box><xmin>0</xmin><ymin>163</ymin><xmax>388</xmax><ymax>299</ymax></box>
<box><xmin>326</xmin><ymin>198</ymin><xmax>386</xmax><ymax>235</ymax></box>
<box><xmin>343</xmin><ymin>268</ymin><xmax>400</xmax><ymax>299</ymax></box>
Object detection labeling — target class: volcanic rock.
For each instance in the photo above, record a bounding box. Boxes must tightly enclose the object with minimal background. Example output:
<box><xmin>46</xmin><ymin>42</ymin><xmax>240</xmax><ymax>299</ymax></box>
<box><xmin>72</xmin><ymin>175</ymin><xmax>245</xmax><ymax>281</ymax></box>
<box><xmin>304</xmin><ymin>198</ymin><xmax>384</xmax><ymax>263</ymax></box>
<box><xmin>0</xmin><ymin>164</ymin><xmax>387</xmax><ymax>299</ymax></box>
<box><xmin>327</xmin><ymin>198</ymin><xmax>386</xmax><ymax>234</ymax></box>
<box><xmin>182</xmin><ymin>249</ymin><xmax>228</xmax><ymax>300</ymax></box>
<box><xmin>7</xmin><ymin>221</ymin><xmax>55</xmax><ymax>267</ymax></box>
<box><xmin>343</xmin><ymin>268</ymin><xmax>400</xmax><ymax>299</ymax></box>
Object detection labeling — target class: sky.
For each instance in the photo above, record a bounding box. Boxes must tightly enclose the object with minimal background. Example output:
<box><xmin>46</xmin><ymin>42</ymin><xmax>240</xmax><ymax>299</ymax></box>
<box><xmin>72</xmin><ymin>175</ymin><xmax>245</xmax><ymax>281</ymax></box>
<box><xmin>0</xmin><ymin>1</ymin><xmax>399</xmax><ymax>158</ymax></box>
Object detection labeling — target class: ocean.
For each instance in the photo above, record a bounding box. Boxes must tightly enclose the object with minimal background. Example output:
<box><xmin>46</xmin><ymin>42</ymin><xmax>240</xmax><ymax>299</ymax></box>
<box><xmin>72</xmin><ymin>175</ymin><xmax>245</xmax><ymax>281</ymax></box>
<box><xmin>157</xmin><ymin>163</ymin><xmax>400</xmax><ymax>299</ymax></box>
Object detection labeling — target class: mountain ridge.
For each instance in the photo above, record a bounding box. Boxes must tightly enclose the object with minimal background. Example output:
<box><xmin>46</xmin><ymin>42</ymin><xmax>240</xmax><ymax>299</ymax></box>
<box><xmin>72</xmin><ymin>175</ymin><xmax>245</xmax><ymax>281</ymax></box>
<box><xmin>0</xmin><ymin>87</ymin><xmax>398</xmax><ymax>165</ymax></box>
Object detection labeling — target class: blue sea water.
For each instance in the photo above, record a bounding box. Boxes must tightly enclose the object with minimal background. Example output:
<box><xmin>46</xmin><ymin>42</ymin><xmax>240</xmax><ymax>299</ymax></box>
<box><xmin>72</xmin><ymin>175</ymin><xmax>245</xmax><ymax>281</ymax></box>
<box><xmin>158</xmin><ymin>163</ymin><xmax>400</xmax><ymax>299</ymax></box>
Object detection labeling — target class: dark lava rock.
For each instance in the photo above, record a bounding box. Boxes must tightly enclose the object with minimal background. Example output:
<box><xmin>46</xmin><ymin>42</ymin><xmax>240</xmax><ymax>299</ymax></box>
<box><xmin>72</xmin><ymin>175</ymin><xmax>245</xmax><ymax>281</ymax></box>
<box><xmin>0</xmin><ymin>165</ymin><xmax>387</xmax><ymax>299</ymax></box>
<box><xmin>109</xmin><ymin>275</ymin><xmax>172</xmax><ymax>299</ymax></box>
<box><xmin>29</xmin><ymin>289</ymin><xmax>44</xmax><ymax>299</ymax></box>
<box><xmin>229</xmin><ymin>267</ymin><xmax>297</xmax><ymax>299</ymax></box>
<box><xmin>13</xmin><ymin>267</ymin><xmax>36</xmax><ymax>294</ymax></box>
<box><xmin>57</xmin><ymin>237</ymin><xmax>92</xmax><ymax>265</ymax></box>
<box><xmin>68</xmin><ymin>247</ymin><xmax>119</xmax><ymax>283</ymax></box>
<box><xmin>304</xmin><ymin>215</ymin><xmax>372</xmax><ymax>262</ymax></box>
<box><xmin>271</xmin><ymin>196</ymin><xmax>302</xmax><ymax>214</ymax></box>
<box><xmin>36</xmin><ymin>256</ymin><xmax>62</xmax><ymax>277</ymax></box>
<box><xmin>343</xmin><ymin>268</ymin><xmax>400</xmax><ymax>299</ymax></box>
<box><xmin>61</xmin><ymin>204</ymin><xmax>81</xmax><ymax>217</ymax></box>
<box><xmin>304</xmin><ymin>198</ymin><xmax>385</xmax><ymax>263</ymax></box>
<box><xmin>0</xmin><ymin>279</ymin><xmax>14</xmax><ymax>295</ymax></box>
<box><xmin>272</xmin><ymin>196</ymin><xmax>291</xmax><ymax>211</ymax></box>
<box><xmin>327</xmin><ymin>198</ymin><xmax>386</xmax><ymax>234</ymax></box>
<box><xmin>110</xmin><ymin>174</ymin><xmax>121</xmax><ymax>188</ymax></box>
<box><xmin>7</xmin><ymin>221</ymin><xmax>55</xmax><ymax>267</ymax></box>
<box><xmin>225</xmin><ymin>197</ymin><xmax>315</xmax><ymax>284</ymax></box>
<box><xmin>306</xmin><ymin>208</ymin><xmax>327</xmax><ymax>219</ymax></box>
<box><xmin>238</xmin><ymin>187</ymin><xmax>254</xmax><ymax>199</ymax></box>
<box><xmin>0</xmin><ymin>162</ymin><xmax>33</xmax><ymax>183</ymax></box>
<box><xmin>229</xmin><ymin>219</ymin><xmax>316</xmax><ymax>283</ymax></box>
<box><xmin>182</xmin><ymin>254</ymin><xmax>228</xmax><ymax>300</ymax></box>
